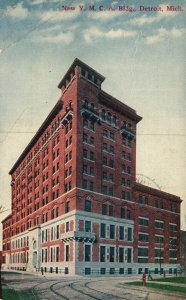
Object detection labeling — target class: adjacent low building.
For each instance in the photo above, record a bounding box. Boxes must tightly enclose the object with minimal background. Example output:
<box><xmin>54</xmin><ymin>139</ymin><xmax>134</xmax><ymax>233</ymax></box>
<box><xmin>2</xmin><ymin>58</ymin><xmax>182</xmax><ymax>275</ymax></box>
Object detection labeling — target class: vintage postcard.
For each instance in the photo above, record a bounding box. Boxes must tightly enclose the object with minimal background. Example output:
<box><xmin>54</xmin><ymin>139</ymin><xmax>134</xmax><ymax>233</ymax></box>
<box><xmin>0</xmin><ymin>0</ymin><xmax>185</xmax><ymax>299</ymax></box>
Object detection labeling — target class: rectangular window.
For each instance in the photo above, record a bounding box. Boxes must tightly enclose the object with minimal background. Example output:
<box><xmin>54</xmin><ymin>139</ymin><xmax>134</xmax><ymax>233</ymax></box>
<box><xmin>103</xmin><ymin>129</ymin><xmax>108</xmax><ymax>137</ymax></box>
<box><xmin>51</xmin><ymin>227</ymin><xmax>54</xmax><ymax>241</ymax></box>
<box><xmin>127</xmin><ymin>248</ymin><xmax>132</xmax><ymax>263</ymax></box>
<box><xmin>139</xmin><ymin>195</ymin><xmax>143</xmax><ymax>204</ymax></box>
<box><xmin>109</xmin><ymin>174</ymin><xmax>114</xmax><ymax>182</ymax></box>
<box><xmin>103</xmin><ymin>157</ymin><xmax>107</xmax><ymax>166</ymax></box>
<box><xmin>128</xmin><ymin>228</ymin><xmax>132</xmax><ymax>241</ymax></box>
<box><xmin>90</xmin><ymin>151</ymin><xmax>94</xmax><ymax>161</ymax></box>
<box><xmin>127</xmin><ymin>192</ymin><xmax>130</xmax><ymax>201</ymax></box>
<box><xmin>144</xmin><ymin>197</ymin><xmax>148</xmax><ymax>205</ymax></box>
<box><xmin>83</xmin><ymin>118</ymin><xmax>88</xmax><ymax>128</ymax></box>
<box><xmin>90</xmin><ymin>167</ymin><xmax>94</xmax><ymax>176</ymax></box>
<box><xmin>110</xmin><ymin>225</ymin><xmax>115</xmax><ymax>239</ymax></box>
<box><xmin>109</xmin><ymin>205</ymin><xmax>113</xmax><ymax>216</ymax></box>
<box><xmin>109</xmin><ymin>187</ymin><xmax>113</xmax><ymax>196</ymax></box>
<box><xmin>85</xmin><ymin>200</ymin><xmax>91</xmax><ymax>212</ymax></box>
<box><xmin>155</xmin><ymin>220</ymin><xmax>164</xmax><ymax>229</ymax></box>
<box><xmin>66</xmin><ymin>245</ymin><xmax>69</xmax><ymax>261</ymax></box>
<box><xmin>100</xmin><ymin>246</ymin><xmax>106</xmax><ymax>262</ymax></box>
<box><xmin>83</xmin><ymin>165</ymin><xmax>87</xmax><ymax>174</ymax></box>
<box><xmin>119</xmin><ymin>248</ymin><xmax>124</xmax><ymax>263</ymax></box>
<box><xmin>56</xmin><ymin>247</ymin><xmax>59</xmax><ymax>262</ymax></box>
<box><xmin>56</xmin><ymin>225</ymin><xmax>59</xmax><ymax>239</ymax></box>
<box><xmin>138</xmin><ymin>247</ymin><xmax>148</xmax><ymax>257</ymax></box>
<box><xmin>83</xmin><ymin>149</ymin><xmax>88</xmax><ymax>158</ymax></box>
<box><xmin>66</xmin><ymin>201</ymin><xmax>70</xmax><ymax>213</ymax></box>
<box><xmin>45</xmin><ymin>249</ymin><xmax>48</xmax><ymax>262</ymax></box>
<box><xmin>121</xmin><ymin>207</ymin><xmax>125</xmax><ymax>218</ymax></box>
<box><xmin>102</xmin><ymin>204</ymin><xmax>107</xmax><ymax>215</ymax></box>
<box><xmin>83</xmin><ymin>133</ymin><xmax>88</xmax><ymax>143</ymax></box>
<box><xmin>102</xmin><ymin>186</ymin><xmax>107</xmax><ymax>195</ymax></box>
<box><xmin>110</xmin><ymin>145</ymin><xmax>114</xmax><ymax>154</ymax></box>
<box><xmin>66</xmin><ymin>222</ymin><xmax>69</xmax><ymax>232</ymax></box>
<box><xmin>121</xmin><ymin>191</ymin><xmax>125</xmax><ymax>199</ymax></box>
<box><xmin>85</xmin><ymin>245</ymin><xmax>91</xmax><ymax>262</ymax></box>
<box><xmin>85</xmin><ymin>220</ymin><xmax>91</xmax><ymax>232</ymax></box>
<box><xmin>109</xmin><ymin>159</ymin><xmax>114</xmax><ymax>168</ymax></box>
<box><xmin>82</xmin><ymin>179</ymin><xmax>87</xmax><ymax>189</ymax></box>
<box><xmin>160</xmin><ymin>202</ymin><xmax>164</xmax><ymax>209</ymax></box>
<box><xmin>169</xmin><ymin>223</ymin><xmax>177</xmax><ymax>231</ymax></box>
<box><xmin>110</xmin><ymin>247</ymin><xmax>115</xmax><ymax>262</ymax></box>
<box><xmin>103</xmin><ymin>143</ymin><xmax>107</xmax><ymax>151</ymax></box>
<box><xmin>119</xmin><ymin>226</ymin><xmax>124</xmax><ymax>240</ymax></box>
<box><xmin>155</xmin><ymin>199</ymin><xmax>159</xmax><ymax>208</ymax></box>
<box><xmin>90</xmin><ymin>121</ymin><xmax>94</xmax><ymax>131</ymax></box>
<box><xmin>103</xmin><ymin>171</ymin><xmax>107</xmax><ymax>180</ymax></box>
<box><xmin>50</xmin><ymin>248</ymin><xmax>53</xmax><ymax>262</ymax></box>
<box><xmin>139</xmin><ymin>233</ymin><xmax>148</xmax><ymax>242</ymax></box>
<box><xmin>42</xmin><ymin>230</ymin><xmax>44</xmax><ymax>243</ymax></box>
<box><xmin>155</xmin><ymin>235</ymin><xmax>164</xmax><ymax>244</ymax></box>
<box><xmin>100</xmin><ymin>223</ymin><xmax>106</xmax><ymax>238</ymax></box>
<box><xmin>155</xmin><ymin>248</ymin><xmax>163</xmax><ymax>258</ymax></box>
<box><xmin>139</xmin><ymin>217</ymin><xmax>149</xmax><ymax>226</ymax></box>
<box><xmin>110</xmin><ymin>132</ymin><xmax>114</xmax><ymax>140</ymax></box>
<box><xmin>121</xmin><ymin>178</ymin><xmax>125</xmax><ymax>186</ymax></box>
<box><xmin>90</xmin><ymin>136</ymin><xmax>94</xmax><ymax>145</ymax></box>
<box><xmin>122</xmin><ymin>164</ymin><xmax>126</xmax><ymax>173</ymax></box>
<box><xmin>89</xmin><ymin>181</ymin><xmax>94</xmax><ymax>191</ymax></box>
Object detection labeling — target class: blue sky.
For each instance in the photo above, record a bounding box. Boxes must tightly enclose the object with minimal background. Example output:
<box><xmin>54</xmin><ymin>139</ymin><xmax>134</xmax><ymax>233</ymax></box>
<box><xmin>0</xmin><ymin>0</ymin><xmax>186</xmax><ymax>246</ymax></box>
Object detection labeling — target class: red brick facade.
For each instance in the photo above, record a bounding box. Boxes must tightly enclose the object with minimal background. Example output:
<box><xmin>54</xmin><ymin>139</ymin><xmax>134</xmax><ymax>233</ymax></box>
<box><xmin>1</xmin><ymin>58</ymin><xmax>182</xmax><ymax>275</ymax></box>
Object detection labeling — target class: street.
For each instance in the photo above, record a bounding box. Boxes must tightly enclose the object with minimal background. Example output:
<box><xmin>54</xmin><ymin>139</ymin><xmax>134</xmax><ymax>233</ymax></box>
<box><xmin>1</xmin><ymin>272</ymin><xmax>186</xmax><ymax>300</ymax></box>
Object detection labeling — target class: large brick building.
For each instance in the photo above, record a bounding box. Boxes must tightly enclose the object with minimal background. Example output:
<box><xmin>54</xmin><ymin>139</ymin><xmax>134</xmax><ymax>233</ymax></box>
<box><xmin>2</xmin><ymin>58</ymin><xmax>182</xmax><ymax>275</ymax></box>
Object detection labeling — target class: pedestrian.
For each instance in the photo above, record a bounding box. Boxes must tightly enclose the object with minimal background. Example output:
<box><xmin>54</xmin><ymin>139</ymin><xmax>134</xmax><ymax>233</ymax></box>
<box><xmin>142</xmin><ymin>272</ymin><xmax>146</xmax><ymax>287</ymax></box>
<box><xmin>41</xmin><ymin>267</ymin><xmax>44</xmax><ymax>275</ymax></box>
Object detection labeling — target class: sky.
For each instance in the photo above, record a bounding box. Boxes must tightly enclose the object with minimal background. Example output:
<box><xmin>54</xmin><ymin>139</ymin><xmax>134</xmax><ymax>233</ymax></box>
<box><xmin>0</xmin><ymin>0</ymin><xmax>186</xmax><ymax>248</ymax></box>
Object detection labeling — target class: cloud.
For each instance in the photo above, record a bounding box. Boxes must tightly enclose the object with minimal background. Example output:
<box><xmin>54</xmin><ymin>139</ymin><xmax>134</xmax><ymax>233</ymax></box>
<box><xmin>83</xmin><ymin>27</ymin><xmax>136</xmax><ymax>42</ymax></box>
<box><xmin>144</xmin><ymin>27</ymin><xmax>184</xmax><ymax>45</ymax></box>
<box><xmin>38</xmin><ymin>8</ymin><xmax>80</xmax><ymax>22</ymax></box>
<box><xmin>130</xmin><ymin>4</ymin><xmax>178</xmax><ymax>26</ymax></box>
<box><xmin>35</xmin><ymin>32</ymin><xmax>74</xmax><ymax>44</ymax></box>
<box><xmin>87</xmin><ymin>10</ymin><xmax>121</xmax><ymax>21</ymax></box>
<box><xmin>30</xmin><ymin>0</ymin><xmax>48</xmax><ymax>4</ymax></box>
<box><xmin>5</xmin><ymin>3</ymin><xmax>28</xmax><ymax>19</ymax></box>
<box><xmin>0</xmin><ymin>48</ymin><xmax>4</xmax><ymax>54</ymax></box>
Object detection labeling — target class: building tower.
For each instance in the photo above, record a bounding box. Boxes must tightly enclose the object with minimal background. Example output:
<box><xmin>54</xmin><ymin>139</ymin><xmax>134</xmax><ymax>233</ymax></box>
<box><xmin>2</xmin><ymin>59</ymin><xmax>181</xmax><ymax>275</ymax></box>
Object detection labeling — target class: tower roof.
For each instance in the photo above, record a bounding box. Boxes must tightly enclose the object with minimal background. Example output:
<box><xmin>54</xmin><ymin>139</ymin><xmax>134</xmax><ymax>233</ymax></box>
<box><xmin>58</xmin><ymin>58</ymin><xmax>105</xmax><ymax>89</ymax></box>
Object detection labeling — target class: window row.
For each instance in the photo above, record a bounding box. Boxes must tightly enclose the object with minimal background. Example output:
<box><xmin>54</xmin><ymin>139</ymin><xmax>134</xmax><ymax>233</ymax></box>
<box><xmin>65</xmin><ymin>151</ymin><xmax>72</xmax><ymax>163</ymax></box>
<box><xmin>83</xmin><ymin>118</ymin><xmax>95</xmax><ymax>131</ymax></box>
<box><xmin>83</xmin><ymin>149</ymin><xmax>94</xmax><ymax>161</ymax></box>
<box><xmin>41</xmin><ymin>225</ymin><xmax>60</xmax><ymax>243</ymax></box>
<box><xmin>103</xmin><ymin>129</ymin><xmax>115</xmax><ymax>141</ymax></box>
<box><xmin>83</xmin><ymin>165</ymin><xmax>94</xmax><ymax>176</ymax></box>
<box><xmin>100</xmin><ymin>223</ymin><xmax>133</xmax><ymax>241</ymax></box>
